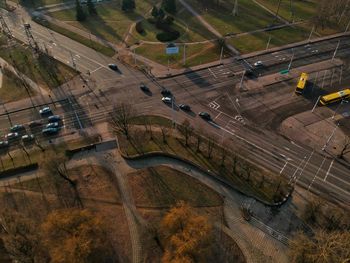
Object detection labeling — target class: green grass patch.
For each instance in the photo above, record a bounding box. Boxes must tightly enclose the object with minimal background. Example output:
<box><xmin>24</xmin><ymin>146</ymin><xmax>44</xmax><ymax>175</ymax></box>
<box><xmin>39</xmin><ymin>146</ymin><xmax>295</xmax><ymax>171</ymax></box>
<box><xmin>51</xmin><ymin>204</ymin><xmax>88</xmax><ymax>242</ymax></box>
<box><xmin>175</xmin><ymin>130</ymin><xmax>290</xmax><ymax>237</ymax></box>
<box><xmin>256</xmin><ymin>0</ymin><xmax>317</xmax><ymax>22</ymax></box>
<box><xmin>187</xmin><ymin>0</ymin><xmax>276</xmax><ymax>35</ymax></box>
<box><xmin>0</xmin><ymin>33</ymin><xmax>77</xmax><ymax>90</ymax></box>
<box><xmin>128</xmin><ymin>166</ymin><xmax>223</xmax><ymax>207</ymax></box>
<box><xmin>227</xmin><ymin>25</ymin><xmax>310</xmax><ymax>53</ymax></box>
<box><xmin>49</xmin><ymin>0</ymin><xmax>157</xmax><ymax>45</ymax></box>
<box><xmin>118</xmin><ymin>124</ymin><xmax>290</xmax><ymax>204</ymax></box>
<box><xmin>33</xmin><ymin>17</ymin><xmax>115</xmax><ymax>57</ymax></box>
<box><xmin>0</xmin><ymin>67</ymin><xmax>36</xmax><ymax>103</ymax></box>
<box><xmin>135</xmin><ymin>42</ymin><xmax>229</xmax><ymax>68</ymax></box>
<box><xmin>19</xmin><ymin>0</ymin><xmax>72</xmax><ymax>8</ymax></box>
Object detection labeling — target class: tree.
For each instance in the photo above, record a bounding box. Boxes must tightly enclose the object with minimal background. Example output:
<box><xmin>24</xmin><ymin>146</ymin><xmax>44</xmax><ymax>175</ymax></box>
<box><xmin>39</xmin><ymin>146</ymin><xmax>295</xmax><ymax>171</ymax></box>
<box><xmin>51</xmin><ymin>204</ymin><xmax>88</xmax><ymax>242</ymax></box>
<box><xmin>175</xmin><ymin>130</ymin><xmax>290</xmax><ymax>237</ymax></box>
<box><xmin>75</xmin><ymin>0</ymin><xmax>86</xmax><ymax>21</ymax></box>
<box><xmin>289</xmin><ymin>230</ymin><xmax>350</xmax><ymax>263</ymax></box>
<box><xmin>151</xmin><ymin>5</ymin><xmax>159</xmax><ymax>18</ymax></box>
<box><xmin>160</xmin><ymin>126</ymin><xmax>170</xmax><ymax>144</ymax></box>
<box><xmin>87</xmin><ymin>0</ymin><xmax>97</xmax><ymax>15</ymax></box>
<box><xmin>160</xmin><ymin>201</ymin><xmax>213</xmax><ymax>263</ymax></box>
<box><xmin>177</xmin><ymin>119</ymin><xmax>193</xmax><ymax>146</ymax></box>
<box><xmin>206</xmin><ymin>135</ymin><xmax>216</xmax><ymax>159</ymax></box>
<box><xmin>0</xmin><ymin>210</ymin><xmax>48</xmax><ymax>263</ymax></box>
<box><xmin>122</xmin><ymin>0</ymin><xmax>135</xmax><ymax>11</ymax></box>
<box><xmin>162</xmin><ymin>0</ymin><xmax>177</xmax><ymax>14</ymax></box>
<box><xmin>110</xmin><ymin>103</ymin><xmax>135</xmax><ymax>140</ymax></box>
<box><xmin>41</xmin><ymin>209</ymin><xmax>115</xmax><ymax>263</ymax></box>
<box><xmin>158</xmin><ymin>7</ymin><xmax>165</xmax><ymax>20</ymax></box>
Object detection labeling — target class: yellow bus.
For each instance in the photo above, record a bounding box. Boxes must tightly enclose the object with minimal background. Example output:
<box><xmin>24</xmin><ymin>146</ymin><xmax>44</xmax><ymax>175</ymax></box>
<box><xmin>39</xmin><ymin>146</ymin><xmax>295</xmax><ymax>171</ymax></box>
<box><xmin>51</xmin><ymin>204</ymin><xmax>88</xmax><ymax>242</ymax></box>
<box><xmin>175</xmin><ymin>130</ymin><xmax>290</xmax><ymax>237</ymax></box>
<box><xmin>319</xmin><ymin>89</ymin><xmax>350</xmax><ymax>105</ymax></box>
<box><xmin>295</xmin><ymin>73</ymin><xmax>308</xmax><ymax>94</ymax></box>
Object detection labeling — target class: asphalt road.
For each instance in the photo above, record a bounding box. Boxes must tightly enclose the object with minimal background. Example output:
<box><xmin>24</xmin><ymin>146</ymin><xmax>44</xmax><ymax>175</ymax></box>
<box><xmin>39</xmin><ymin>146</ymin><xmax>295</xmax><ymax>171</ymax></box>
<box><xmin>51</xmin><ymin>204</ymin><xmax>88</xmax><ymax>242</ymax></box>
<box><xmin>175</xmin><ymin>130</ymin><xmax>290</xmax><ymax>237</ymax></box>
<box><xmin>1</xmin><ymin>6</ymin><xmax>350</xmax><ymax>205</ymax></box>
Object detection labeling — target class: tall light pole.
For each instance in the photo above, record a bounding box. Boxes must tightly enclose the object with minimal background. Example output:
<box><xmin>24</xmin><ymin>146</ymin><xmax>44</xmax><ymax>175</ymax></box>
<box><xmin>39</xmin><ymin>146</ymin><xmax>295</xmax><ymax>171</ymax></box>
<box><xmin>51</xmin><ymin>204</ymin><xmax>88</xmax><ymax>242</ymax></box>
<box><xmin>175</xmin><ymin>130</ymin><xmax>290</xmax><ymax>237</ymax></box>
<box><xmin>332</xmin><ymin>40</ymin><xmax>340</xmax><ymax>61</ymax></box>
<box><xmin>322</xmin><ymin>123</ymin><xmax>339</xmax><ymax>151</ymax></box>
<box><xmin>332</xmin><ymin>99</ymin><xmax>348</xmax><ymax>119</ymax></box>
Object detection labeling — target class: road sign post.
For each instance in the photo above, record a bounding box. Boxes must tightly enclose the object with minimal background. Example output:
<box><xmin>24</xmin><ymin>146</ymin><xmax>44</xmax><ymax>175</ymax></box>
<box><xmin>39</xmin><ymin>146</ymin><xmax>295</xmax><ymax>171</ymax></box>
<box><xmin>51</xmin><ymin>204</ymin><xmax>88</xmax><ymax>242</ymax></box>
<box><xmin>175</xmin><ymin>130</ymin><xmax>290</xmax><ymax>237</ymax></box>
<box><xmin>280</xmin><ymin>69</ymin><xmax>289</xmax><ymax>75</ymax></box>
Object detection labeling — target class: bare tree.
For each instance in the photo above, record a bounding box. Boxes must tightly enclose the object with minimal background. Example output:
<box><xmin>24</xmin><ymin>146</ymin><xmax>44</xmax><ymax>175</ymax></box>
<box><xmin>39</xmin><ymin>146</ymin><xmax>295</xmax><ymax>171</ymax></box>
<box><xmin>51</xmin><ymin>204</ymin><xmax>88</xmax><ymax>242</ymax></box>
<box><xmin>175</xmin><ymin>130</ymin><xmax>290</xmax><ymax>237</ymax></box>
<box><xmin>177</xmin><ymin>119</ymin><xmax>193</xmax><ymax>146</ymax></box>
<box><xmin>109</xmin><ymin>103</ymin><xmax>135</xmax><ymax>140</ymax></box>
<box><xmin>206</xmin><ymin>135</ymin><xmax>216</xmax><ymax>159</ymax></box>
<box><xmin>160</xmin><ymin>126</ymin><xmax>170</xmax><ymax>144</ymax></box>
<box><xmin>220</xmin><ymin>139</ymin><xmax>229</xmax><ymax>166</ymax></box>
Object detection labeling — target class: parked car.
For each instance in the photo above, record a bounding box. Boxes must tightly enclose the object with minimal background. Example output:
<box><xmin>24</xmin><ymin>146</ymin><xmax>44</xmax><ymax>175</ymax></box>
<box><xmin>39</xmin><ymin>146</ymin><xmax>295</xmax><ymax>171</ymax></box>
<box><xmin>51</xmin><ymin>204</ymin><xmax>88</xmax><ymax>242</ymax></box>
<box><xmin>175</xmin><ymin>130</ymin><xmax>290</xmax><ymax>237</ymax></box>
<box><xmin>108</xmin><ymin>64</ymin><xmax>119</xmax><ymax>71</ymax></box>
<box><xmin>46</xmin><ymin>122</ymin><xmax>60</xmax><ymax>129</ymax></box>
<box><xmin>42</xmin><ymin>127</ymin><xmax>59</xmax><ymax>135</ymax></box>
<box><xmin>0</xmin><ymin>140</ymin><xmax>9</xmax><ymax>149</ymax></box>
<box><xmin>199</xmin><ymin>112</ymin><xmax>211</xmax><ymax>120</ymax></box>
<box><xmin>39</xmin><ymin>106</ymin><xmax>52</xmax><ymax>116</ymax></box>
<box><xmin>140</xmin><ymin>84</ymin><xmax>149</xmax><ymax>92</ymax></box>
<box><xmin>162</xmin><ymin>97</ymin><xmax>172</xmax><ymax>104</ymax></box>
<box><xmin>29</xmin><ymin>120</ymin><xmax>42</xmax><ymax>128</ymax></box>
<box><xmin>5</xmin><ymin>132</ymin><xmax>19</xmax><ymax>141</ymax></box>
<box><xmin>48</xmin><ymin>115</ymin><xmax>61</xmax><ymax>123</ymax></box>
<box><xmin>10</xmin><ymin>124</ymin><xmax>25</xmax><ymax>133</ymax></box>
<box><xmin>21</xmin><ymin>134</ymin><xmax>35</xmax><ymax>142</ymax></box>
<box><xmin>179</xmin><ymin>104</ymin><xmax>191</xmax><ymax>111</ymax></box>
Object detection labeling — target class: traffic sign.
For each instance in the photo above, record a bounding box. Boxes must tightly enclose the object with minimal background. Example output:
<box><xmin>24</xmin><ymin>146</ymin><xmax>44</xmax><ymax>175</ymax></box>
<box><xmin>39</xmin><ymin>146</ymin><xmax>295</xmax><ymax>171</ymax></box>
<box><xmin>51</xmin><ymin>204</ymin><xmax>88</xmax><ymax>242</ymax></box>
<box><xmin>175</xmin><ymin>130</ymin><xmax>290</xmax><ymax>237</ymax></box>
<box><xmin>280</xmin><ymin>69</ymin><xmax>289</xmax><ymax>75</ymax></box>
<box><xmin>166</xmin><ymin>43</ymin><xmax>179</xmax><ymax>55</ymax></box>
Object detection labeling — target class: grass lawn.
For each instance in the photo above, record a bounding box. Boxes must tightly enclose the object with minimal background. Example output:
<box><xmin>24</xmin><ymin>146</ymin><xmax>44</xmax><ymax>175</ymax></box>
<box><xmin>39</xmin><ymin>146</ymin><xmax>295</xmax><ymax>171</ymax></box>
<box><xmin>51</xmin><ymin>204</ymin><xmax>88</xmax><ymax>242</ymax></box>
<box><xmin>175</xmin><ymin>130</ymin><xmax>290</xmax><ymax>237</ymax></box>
<box><xmin>49</xmin><ymin>0</ymin><xmax>157</xmax><ymax>44</ymax></box>
<box><xmin>0</xmin><ymin>68</ymin><xmax>36</xmax><ymax>103</ymax></box>
<box><xmin>129</xmin><ymin>3</ymin><xmax>216</xmax><ymax>45</ymax></box>
<box><xmin>187</xmin><ymin>0</ymin><xmax>276</xmax><ymax>35</ymax></box>
<box><xmin>136</xmin><ymin>42</ymin><xmax>230</xmax><ymax>68</ymax></box>
<box><xmin>0</xmin><ymin>34</ymin><xmax>77</xmax><ymax>90</ymax></box>
<box><xmin>227</xmin><ymin>24</ymin><xmax>310</xmax><ymax>53</ymax></box>
<box><xmin>118</xmin><ymin>123</ymin><xmax>290</xmax><ymax>204</ymax></box>
<box><xmin>128</xmin><ymin>166</ymin><xmax>223</xmax><ymax>207</ymax></box>
<box><xmin>256</xmin><ymin>0</ymin><xmax>317</xmax><ymax>22</ymax></box>
<box><xmin>33</xmin><ymin>17</ymin><xmax>115</xmax><ymax>57</ymax></box>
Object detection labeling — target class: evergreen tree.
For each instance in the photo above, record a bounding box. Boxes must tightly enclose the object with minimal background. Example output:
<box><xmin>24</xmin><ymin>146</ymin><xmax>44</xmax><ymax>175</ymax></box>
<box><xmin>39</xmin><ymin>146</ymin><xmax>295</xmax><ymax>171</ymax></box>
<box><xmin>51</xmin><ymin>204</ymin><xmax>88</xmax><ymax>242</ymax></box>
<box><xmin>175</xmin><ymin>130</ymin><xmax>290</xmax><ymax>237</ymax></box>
<box><xmin>122</xmin><ymin>0</ymin><xmax>135</xmax><ymax>11</ymax></box>
<box><xmin>162</xmin><ymin>0</ymin><xmax>176</xmax><ymax>14</ymax></box>
<box><xmin>76</xmin><ymin>0</ymin><xmax>86</xmax><ymax>21</ymax></box>
<box><xmin>158</xmin><ymin>7</ymin><xmax>165</xmax><ymax>19</ymax></box>
<box><xmin>87</xmin><ymin>0</ymin><xmax>97</xmax><ymax>15</ymax></box>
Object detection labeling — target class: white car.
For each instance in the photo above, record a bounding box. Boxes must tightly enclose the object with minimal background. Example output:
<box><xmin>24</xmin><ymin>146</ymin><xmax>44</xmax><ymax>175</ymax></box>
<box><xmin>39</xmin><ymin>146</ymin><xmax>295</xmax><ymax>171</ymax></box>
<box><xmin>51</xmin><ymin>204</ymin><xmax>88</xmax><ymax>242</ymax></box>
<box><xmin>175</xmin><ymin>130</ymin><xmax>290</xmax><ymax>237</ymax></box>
<box><xmin>162</xmin><ymin>97</ymin><xmax>172</xmax><ymax>104</ymax></box>
<box><xmin>46</xmin><ymin>122</ymin><xmax>60</xmax><ymax>129</ymax></box>
<box><xmin>253</xmin><ymin>61</ymin><xmax>263</xmax><ymax>67</ymax></box>
<box><xmin>39</xmin><ymin>106</ymin><xmax>52</xmax><ymax>116</ymax></box>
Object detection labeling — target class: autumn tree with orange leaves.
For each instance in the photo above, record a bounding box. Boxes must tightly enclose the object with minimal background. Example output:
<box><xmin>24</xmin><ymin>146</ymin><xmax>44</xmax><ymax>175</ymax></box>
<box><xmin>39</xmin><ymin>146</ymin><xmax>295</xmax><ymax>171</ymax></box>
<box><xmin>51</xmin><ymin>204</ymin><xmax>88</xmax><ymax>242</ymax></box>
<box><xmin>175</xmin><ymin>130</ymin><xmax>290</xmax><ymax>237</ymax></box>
<box><xmin>160</xmin><ymin>201</ymin><xmax>213</xmax><ymax>263</ymax></box>
<box><xmin>41</xmin><ymin>209</ymin><xmax>116</xmax><ymax>263</ymax></box>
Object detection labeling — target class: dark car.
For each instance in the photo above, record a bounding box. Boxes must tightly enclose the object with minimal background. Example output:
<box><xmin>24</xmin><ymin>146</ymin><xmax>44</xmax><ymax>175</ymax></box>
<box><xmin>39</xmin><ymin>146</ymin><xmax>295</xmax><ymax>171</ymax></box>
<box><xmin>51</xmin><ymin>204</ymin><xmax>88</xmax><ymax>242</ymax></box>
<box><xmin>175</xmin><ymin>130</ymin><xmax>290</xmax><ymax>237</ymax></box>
<box><xmin>21</xmin><ymin>134</ymin><xmax>35</xmax><ymax>143</ymax></box>
<box><xmin>0</xmin><ymin>140</ymin><xmax>9</xmax><ymax>149</ymax></box>
<box><xmin>179</xmin><ymin>104</ymin><xmax>191</xmax><ymax>111</ymax></box>
<box><xmin>108</xmin><ymin>63</ymin><xmax>119</xmax><ymax>71</ymax></box>
<box><xmin>199</xmin><ymin>112</ymin><xmax>211</xmax><ymax>120</ymax></box>
<box><xmin>10</xmin><ymin>124</ymin><xmax>25</xmax><ymax>133</ymax></box>
<box><xmin>42</xmin><ymin>127</ymin><xmax>59</xmax><ymax>136</ymax></box>
<box><xmin>140</xmin><ymin>84</ymin><xmax>149</xmax><ymax>92</ymax></box>
<box><xmin>5</xmin><ymin>132</ymin><xmax>19</xmax><ymax>141</ymax></box>
<box><xmin>29</xmin><ymin>121</ymin><xmax>43</xmax><ymax>128</ymax></box>
<box><xmin>245</xmin><ymin>69</ymin><xmax>256</xmax><ymax>78</ymax></box>
<box><xmin>39</xmin><ymin>106</ymin><xmax>52</xmax><ymax>116</ymax></box>
<box><xmin>161</xmin><ymin>89</ymin><xmax>172</xmax><ymax>97</ymax></box>
<box><xmin>48</xmin><ymin>115</ymin><xmax>61</xmax><ymax>123</ymax></box>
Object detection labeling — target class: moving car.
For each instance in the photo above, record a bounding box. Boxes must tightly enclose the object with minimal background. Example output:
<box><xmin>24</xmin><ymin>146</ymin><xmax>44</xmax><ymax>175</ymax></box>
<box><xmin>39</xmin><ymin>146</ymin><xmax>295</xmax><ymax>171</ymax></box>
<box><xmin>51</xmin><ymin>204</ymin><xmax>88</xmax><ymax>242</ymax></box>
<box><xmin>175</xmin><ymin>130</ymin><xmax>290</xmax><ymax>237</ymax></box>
<box><xmin>108</xmin><ymin>64</ymin><xmax>119</xmax><ymax>71</ymax></box>
<box><xmin>162</xmin><ymin>97</ymin><xmax>172</xmax><ymax>104</ymax></box>
<box><xmin>253</xmin><ymin>61</ymin><xmax>263</xmax><ymax>67</ymax></box>
<box><xmin>5</xmin><ymin>132</ymin><xmax>19</xmax><ymax>141</ymax></box>
<box><xmin>10</xmin><ymin>124</ymin><xmax>25</xmax><ymax>133</ymax></box>
<box><xmin>46</xmin><ymin>122</ymin><xmax>60</xmax><ymax>129</ymax></box>
<box><xmin>179</xmin><ymin>104</ymin><xmax>191</xmax><ymax>111</ymax></box>
<box><xmin>42</xmin><ymin>127</ymin><xmax>59</xmax><ymax>135</ymax></box>
<box><xmin>39</xmin><ymin>106</ymin><xmax>52</xmax><ymax>116</ymax></box>
<box><xmin>48</xmin><ymin>115</ymin><xmax>61</xmax><ymax>123</ymax></box>
<box><xmin>199</xmin><ymin>112</ymin><xmax>211</xmax><ymax>120</ymax></box>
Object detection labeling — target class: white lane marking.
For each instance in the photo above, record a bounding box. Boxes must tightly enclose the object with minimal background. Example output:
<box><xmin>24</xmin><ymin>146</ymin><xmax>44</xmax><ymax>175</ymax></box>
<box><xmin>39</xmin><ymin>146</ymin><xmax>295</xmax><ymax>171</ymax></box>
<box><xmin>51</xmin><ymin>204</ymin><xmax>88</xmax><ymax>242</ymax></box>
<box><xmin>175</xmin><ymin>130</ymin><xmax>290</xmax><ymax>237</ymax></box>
<box><xmin>283</xmin><ymin>147</ymin><xmax>290</xmax><ymax>151</ymax></box>
<box><xmin>291</xmin><ymin>141</ymin><xmax>303</xmax><ymax>149</ymax></box>
<box><xmin>208</xmin><ymin>68</ymin><xmax>217</xmax><ymax>79</ymax></box>
<box><xmin>209</xmin><ymin>101</ymin><xmax>220</xmax><ymax>110</ymax></box>
<box><xmin>90</xmin><ymin>66</ymin><xmax>103</xmax><ymax>73</ymax></box>
<box><xmin>75</xmin><ymin>54</ymin><xmax>81</xmax><ymax>58</ymax></box>
<box><xmin>279</xmin><ymin>161</ymin><xmax>288</xmax><ymax>175</ymax></box>
<box><xmin>324</xmin><ymin>159</ymin><xmax>334</xmax><ymax>182</ymax></box>
<box><xmin>214</xmin><ymin>112</ymin><xmax>222</xmax><ymax>121</ymax></box>
<box><xmin>308</xmin><ymin>155</ymin><xmax>327</xmax><ymax>191</ymax></box>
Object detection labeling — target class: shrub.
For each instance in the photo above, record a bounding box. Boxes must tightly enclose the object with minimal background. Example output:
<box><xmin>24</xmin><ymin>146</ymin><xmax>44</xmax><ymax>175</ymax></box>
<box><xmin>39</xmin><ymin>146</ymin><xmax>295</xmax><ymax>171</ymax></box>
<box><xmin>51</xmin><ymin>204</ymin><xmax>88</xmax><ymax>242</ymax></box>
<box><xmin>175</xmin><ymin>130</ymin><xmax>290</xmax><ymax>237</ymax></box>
<box><xmin>156</xmin><ymin>30</ymin><xmax>180</xmax><ymax>42</ymax></box>
<box><xmin>164</xmin><ymin>15</ymin><xmax>174</xmax><ymax>25</ymax></box>
<box><xmin>147</xmin><ymin>17</ymin><xmax>157</xmax><ymax>24</ymax></box>
<box><xmin>135</xmin><ymin>21</ymin><xmax>144</xmax><ymax>34</ymax></box>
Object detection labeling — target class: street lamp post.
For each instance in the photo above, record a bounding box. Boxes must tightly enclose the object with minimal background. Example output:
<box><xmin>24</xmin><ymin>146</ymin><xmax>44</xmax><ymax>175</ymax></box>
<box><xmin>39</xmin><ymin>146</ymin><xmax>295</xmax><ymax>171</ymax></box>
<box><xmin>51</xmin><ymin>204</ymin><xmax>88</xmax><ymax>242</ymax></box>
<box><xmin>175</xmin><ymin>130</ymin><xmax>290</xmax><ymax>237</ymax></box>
<box><xmin>322</xmin><ymin>123</ymin><xmax>340</xmax><ymax>151</ymax></box>
<box><xmin>332</xmin><ymin>99</ymin><xmax>348</xmax><ymax>119</ymax></box>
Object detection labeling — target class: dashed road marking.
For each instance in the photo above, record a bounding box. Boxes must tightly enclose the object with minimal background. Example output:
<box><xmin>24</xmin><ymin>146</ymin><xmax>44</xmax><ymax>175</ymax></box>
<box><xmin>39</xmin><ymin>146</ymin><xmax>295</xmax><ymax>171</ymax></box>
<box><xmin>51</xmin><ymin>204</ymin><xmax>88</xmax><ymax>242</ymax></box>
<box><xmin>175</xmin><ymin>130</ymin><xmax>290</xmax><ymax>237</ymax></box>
<box><xmin>208</xmin><ymin>68</ymin><xmax>217</xmax><ymax>79</ymax></box>
<box><xmin>234</xmin><ymin>115</ymin><xmax>245</xmax><ymax>125</ymax></box>
<box><xmin>324</xmin><ymin>159</ymin><xmax>334</xmax><ymax>182</ymax></box>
